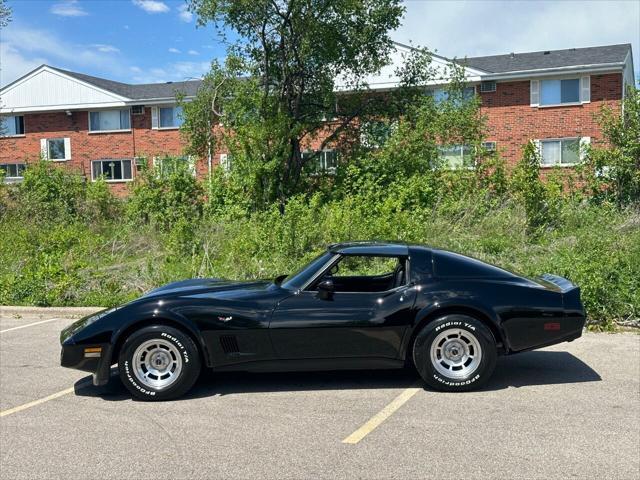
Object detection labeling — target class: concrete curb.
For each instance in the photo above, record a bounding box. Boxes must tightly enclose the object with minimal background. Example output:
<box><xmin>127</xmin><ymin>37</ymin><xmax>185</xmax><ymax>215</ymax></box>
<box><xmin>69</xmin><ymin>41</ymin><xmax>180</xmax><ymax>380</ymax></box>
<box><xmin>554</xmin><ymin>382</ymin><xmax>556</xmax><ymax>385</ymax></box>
<box><xmin>0</xmin><ymin>306</ymin><xmax>105</xmax><ymax>318</ymax></box>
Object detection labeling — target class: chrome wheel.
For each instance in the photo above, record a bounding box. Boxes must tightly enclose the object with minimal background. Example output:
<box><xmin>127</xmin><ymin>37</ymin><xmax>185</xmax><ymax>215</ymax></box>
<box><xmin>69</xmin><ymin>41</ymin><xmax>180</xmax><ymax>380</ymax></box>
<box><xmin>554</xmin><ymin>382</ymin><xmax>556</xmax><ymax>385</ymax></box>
<box><xmin>132</xmin><ymin>339</ymin><xmax>183</xmax><ymax>390</ymax></box>
<box><xmin>430</xmin><ymin>328</ymin><xmax>482</xmax><ymax>379</ymax></box>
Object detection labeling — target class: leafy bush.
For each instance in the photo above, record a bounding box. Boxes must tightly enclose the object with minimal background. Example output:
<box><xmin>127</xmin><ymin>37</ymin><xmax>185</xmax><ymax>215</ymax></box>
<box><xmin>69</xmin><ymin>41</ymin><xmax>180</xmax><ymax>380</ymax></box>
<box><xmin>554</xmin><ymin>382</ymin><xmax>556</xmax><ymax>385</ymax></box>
<box><xmin>126</xmin><ymin>159</ymin><xmax>204</xmax><ymax>231</ymax></box>
<box><xmin>579</xmin><ymin>86</ymin><xmax>640</xmax><ymax>206</ymax></box>
<box><xmin>18</xmin><ymin>161</ymin><xmax>86</xmax><ymax>220</ymax></box>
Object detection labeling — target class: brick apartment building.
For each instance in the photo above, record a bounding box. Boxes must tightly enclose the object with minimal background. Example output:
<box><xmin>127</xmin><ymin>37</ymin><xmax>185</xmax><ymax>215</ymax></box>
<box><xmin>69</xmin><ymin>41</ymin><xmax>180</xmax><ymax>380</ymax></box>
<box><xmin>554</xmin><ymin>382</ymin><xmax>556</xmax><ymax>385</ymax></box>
<box><xmin>0</xmin><ymin>42</ymin><xmax>635</xmax><ymax>194</ymax></box>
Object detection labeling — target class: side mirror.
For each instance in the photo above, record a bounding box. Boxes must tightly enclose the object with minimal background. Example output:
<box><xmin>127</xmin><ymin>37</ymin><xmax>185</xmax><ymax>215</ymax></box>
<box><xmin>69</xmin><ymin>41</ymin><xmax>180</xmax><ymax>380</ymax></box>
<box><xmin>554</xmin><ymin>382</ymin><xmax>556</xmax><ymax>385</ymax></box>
<box><xmin>316</xmin><ymin>278</ymin><xmax>335</xmax><ymax>300</ymax></box>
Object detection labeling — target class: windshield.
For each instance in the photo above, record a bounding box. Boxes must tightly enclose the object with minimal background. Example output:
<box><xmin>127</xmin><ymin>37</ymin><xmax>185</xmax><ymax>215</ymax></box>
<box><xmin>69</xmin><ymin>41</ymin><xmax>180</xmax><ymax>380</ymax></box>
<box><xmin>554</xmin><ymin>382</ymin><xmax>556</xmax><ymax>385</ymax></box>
<box><xmin>280</xmin><ymin>251</ymin><xmax>335</xmax><ymax>290</ymax></box>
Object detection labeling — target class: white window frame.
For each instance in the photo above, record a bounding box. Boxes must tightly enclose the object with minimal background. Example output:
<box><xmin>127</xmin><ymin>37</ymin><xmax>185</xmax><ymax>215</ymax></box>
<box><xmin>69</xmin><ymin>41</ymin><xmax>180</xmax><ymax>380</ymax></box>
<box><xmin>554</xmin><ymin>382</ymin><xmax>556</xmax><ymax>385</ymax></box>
<box><xmin>88</xmin><ymin>109</ymin><xmax>132</xmax><ymax>134</ymax></box>
<box><xmin>219</xmin><ymin>153</ymin><xmax>232</xmax><ymax>172</ymax></box>
<box><xmin>1</xmin><ymin>115</ymin><xmax>25</xmax><ymax>137</ymax></box>
<box><xmin>482</xmin><ymin>141</ymin><xmax>497</xmax><ymax>152</ymax></box>
<box><xmin>302</xmin><ymin>149</ymin><xmax>338</xmax><ymax>175</ymax></box>
<box><xmin>535</xmin><ymin>137</ymin><xmax>590</xmax><ymax>167</ymax></box>
<box><xmin>480</xmin><ymin>81</ymin><xmax>496</xmax><ymax>93</ymax></box>
<box><xmin>151</xmin><ymin>105</ymin><xmax>184</xmax><ymax>130</ymax></box>
<box><xmin>531</xmin><ymin>76</ymin><xmax>590</xmax><ymax>108</ymax></box>
<box><xmin>437</xmin><ymin>144</ymin><xmax>476</xmax><ymax>170</ymax></box>
<box><xmin>0</xmin><ymin>163</ymin><xmax>27</xmax><ymax>181</ymax></box>
<box><xmin>91</xmin><ymin>159</ymin><xmax>134</xmax><ymax>182</ymax></box>
<box><xmin>152</xmin><ymin>155</ymin><xmax>196</xmax><ymax>176</ymax></box>
<box><xmin>40</xmin><ymin>138</ymin><xmax>71</xmax><ymax>161</ymax></box>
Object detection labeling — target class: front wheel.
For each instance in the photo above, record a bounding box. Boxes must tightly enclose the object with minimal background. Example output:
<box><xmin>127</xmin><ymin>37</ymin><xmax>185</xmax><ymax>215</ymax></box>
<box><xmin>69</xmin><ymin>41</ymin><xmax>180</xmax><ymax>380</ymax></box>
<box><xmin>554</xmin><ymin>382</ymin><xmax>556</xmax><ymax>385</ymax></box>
<box><xmin>413</xmin><ymin>315</ymin><xmax>497</xmax><ymax>392</ymax></box>
<box><xmin>118</xmin><ymin>325</ymin><xmax>201</xmax><ymax>401</ymax></box>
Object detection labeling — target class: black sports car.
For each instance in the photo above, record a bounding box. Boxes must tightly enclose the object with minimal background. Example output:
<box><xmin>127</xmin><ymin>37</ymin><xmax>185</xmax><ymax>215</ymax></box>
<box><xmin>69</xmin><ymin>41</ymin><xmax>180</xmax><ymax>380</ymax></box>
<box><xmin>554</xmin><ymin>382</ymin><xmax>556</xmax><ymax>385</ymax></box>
<box><xmin>61</xmin><ymin>242</ymin><xmax>586</xmax><ymax>400</ymax></box>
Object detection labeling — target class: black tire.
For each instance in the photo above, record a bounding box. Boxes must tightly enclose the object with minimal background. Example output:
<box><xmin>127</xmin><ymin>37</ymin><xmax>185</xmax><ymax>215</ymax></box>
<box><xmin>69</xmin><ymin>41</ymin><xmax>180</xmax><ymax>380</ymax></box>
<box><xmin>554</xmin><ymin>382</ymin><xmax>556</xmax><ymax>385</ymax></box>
<box><xmin>413</xmin><ymin>315</ymin><xmax>497</xmax><ymax>392</ymax></box>
<box><xmin>118</xmin><ymin>325</ymin><xmax>201</xmax><ymax>401</ymax></box>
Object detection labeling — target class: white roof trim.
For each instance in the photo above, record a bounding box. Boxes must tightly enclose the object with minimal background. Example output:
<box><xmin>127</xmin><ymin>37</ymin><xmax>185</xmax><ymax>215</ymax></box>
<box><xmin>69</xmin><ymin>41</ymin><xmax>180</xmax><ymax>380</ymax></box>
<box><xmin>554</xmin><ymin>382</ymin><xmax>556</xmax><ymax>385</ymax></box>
<box><xmin>3</xmin><ymin>102</ymin><xmax>129</xmax><ymax>114</ymax></box>
<box><xmin>622</xmin><ymin>50</ymin><xmax>635</xmax><ymax>88</ymax></box>
<box><xmin>0</xmin><ymin>65</ymin><xmax>131</xmax><ymax>101</ymax></box>
<box><xmin>480</xmin><ymin>62</ymin><xmax>625</xmax><ymax>81</ymax></box>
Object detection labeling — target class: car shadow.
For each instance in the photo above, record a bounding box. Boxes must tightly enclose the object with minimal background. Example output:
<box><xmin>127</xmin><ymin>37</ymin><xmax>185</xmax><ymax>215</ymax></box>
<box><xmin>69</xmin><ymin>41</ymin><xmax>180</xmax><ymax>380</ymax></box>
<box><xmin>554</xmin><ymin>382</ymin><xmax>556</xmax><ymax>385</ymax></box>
<box><xmin>485</xmin><ymin>350</ymin><xmax>601</xmax><ymax>391</ymax></box>
<box><xmin>73</xmin><ymin>351</ymin><xmax>601</xmax><ymax>401</ymax></box>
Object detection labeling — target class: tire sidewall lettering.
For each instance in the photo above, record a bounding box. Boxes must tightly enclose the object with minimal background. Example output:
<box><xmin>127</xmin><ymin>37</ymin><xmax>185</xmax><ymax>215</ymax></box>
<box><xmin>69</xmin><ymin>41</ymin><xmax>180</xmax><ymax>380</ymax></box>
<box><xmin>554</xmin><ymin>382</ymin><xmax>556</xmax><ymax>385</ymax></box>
<box><xmin>413</xmin><ymin>315</ymin><xmax>497</xmax><ymax>392</ymax></box>
<box><xmin>160</xmin><ymin>332</ymin><xmax>190</xmax><ymax>363</ymax></box>
<box><xmin>435</xmin><ymin>321</ymin><xmax>476</xmax><ymax>332</ymax></box>
<box><xmin>123</xmin><ymin>359</ymin><xmax>156</xmax><ymax>396</ymax></box>
<box><xmin>430</xmin><ymin>323</ymin><xmax>482</xmax><ymax>384</ymax></box>
<box><xmin>432</xmin><ymin>373</ymin><xmax>481</xmax><ymax>387</ymax></box>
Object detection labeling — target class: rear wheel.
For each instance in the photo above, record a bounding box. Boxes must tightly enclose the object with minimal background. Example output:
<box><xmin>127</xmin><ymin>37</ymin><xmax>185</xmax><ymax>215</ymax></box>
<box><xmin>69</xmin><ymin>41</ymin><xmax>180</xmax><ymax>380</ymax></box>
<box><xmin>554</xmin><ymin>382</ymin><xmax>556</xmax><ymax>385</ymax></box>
<box><xmin>118</xmin><ymin>325</ymin><xmax>201</xmax><ymax>401</ymax></box>
<box><xmin>413</xmin><ymin>315</ymin><xmax>497</xmax><ymax>392</ymax></box>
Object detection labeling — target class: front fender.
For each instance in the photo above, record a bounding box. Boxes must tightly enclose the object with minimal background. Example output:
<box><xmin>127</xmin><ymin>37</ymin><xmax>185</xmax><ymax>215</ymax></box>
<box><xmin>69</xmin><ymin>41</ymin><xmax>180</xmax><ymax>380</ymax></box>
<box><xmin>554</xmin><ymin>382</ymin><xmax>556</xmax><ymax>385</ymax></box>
<box><xmin>108</xmin><ymin>300</ymin><xmax>210</xmax><ymax>367</ymax></box>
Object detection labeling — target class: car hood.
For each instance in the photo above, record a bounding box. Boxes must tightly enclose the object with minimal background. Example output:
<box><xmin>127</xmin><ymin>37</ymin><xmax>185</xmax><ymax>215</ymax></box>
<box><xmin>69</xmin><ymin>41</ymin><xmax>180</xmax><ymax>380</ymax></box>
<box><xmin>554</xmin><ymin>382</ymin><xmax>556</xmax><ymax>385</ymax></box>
<box><xmin>140</xmin><ymin>277</ymin><xmax>273</xmax><ymax>299</ymax></box>
<box><xmin>60</xmin><ymin>278</ymin><xmax>278</xmax><ymax>344</ymax></box>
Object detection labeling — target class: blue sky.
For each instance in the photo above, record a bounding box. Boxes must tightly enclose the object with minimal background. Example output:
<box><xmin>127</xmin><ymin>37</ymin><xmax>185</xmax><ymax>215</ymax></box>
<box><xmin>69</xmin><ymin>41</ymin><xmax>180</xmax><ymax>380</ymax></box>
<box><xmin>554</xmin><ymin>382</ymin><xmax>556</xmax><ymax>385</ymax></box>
<box><xmin>1</xmin><ymin>0</ymin><xmax>638</xmax><ymax>87</ymax></box>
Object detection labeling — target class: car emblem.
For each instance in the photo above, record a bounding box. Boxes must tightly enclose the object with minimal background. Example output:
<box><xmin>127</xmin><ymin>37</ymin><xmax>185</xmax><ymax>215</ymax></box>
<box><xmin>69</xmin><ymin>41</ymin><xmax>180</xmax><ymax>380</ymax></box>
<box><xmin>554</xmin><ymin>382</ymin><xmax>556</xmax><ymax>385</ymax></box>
<box><xmin>218</xmin><ymin>316</ymin><xmax>233</xmax><ymax>322</ymax></box>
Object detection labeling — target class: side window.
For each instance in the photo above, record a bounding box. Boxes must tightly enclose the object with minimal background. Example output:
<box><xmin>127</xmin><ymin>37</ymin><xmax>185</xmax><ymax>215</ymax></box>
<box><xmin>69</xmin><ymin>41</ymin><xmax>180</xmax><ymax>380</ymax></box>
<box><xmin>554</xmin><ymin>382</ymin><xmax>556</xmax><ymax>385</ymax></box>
<box><xmin>334</xmin><ymin>256</ymin><xmax>398</xmax><ymax>277</ymax></box>
<box><xmin>315</xmin><ymin>255</ymin><xmax>406</xmax><ymax>293</ymax></box>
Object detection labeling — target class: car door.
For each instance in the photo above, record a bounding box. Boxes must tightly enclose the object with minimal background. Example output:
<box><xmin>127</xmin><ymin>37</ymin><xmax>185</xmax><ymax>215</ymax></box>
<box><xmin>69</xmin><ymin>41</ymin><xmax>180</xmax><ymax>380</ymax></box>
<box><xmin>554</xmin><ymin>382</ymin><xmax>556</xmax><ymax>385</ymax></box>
<box><xmin>269</xmin><ymin>254</ymin><xmax>417</xmax><ymax>360</ymax></box>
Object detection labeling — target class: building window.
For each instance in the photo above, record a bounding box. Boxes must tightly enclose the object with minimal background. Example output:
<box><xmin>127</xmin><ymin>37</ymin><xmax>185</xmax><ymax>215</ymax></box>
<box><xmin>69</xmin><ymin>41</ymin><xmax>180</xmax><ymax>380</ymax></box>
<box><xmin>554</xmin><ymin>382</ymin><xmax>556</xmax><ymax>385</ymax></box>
<box><xmin>40</xmin><ymin>138</ymin><xmax>70</xmax><ymax>161</ymax></box>
<box><xmin>153</xmin><ymin>155</ymin><xmax>195</xmax><ymax>176</ymax></box>
<box><xmin>480</xmin><ymin>81</ymin><xmax>496</xmax><ymax>93</ymax></box>
<box><xmin>152</xmin><ymin>106</ymin><xmax>184</xmax><ymax>129</ymax></box>
<box><xmin>89</xmin><ymin>109</ymin><xmax>131</xmax><ymax>132</ymax></box>
<box><xmin>91</xmin><ymin>159</ymin><xmax>133</xmax><ymax>182</ymax></box>
<box><xmin>1</xmin><ymin>115</ymin><xmax>24</xmax><ymax>136</ymax></box>
<box><xmin>219</xmin><ymin>153</ymin><xmax>232</xmax><ymax>172</ymax></box>
<box><xmin>360</xmin><ymin>120</ymin><xmax>396</xmax><ymax>149</ymax></box>
<box><xmin>482</xmin><ymin>141</ymin><xmax>497</xmax><ymax>152</ymax></box>
<box><xmin>427</xmin><ymin>86</ymin><xmax>476</xmax><ymax>105</ymax></box>
<box><xmin>540</xmin><ymin>138</ymin><xmax>580</xmax><ymax>166</ymax></box>
<box><xmin>159</xmin><ymin>106</ymin><xmax>184</xmax><ymax>129</ymax></box>
<box><xmin>0</xmin><ymin>163</ymin><xmax>26</xmax><ymax>181</ymax></box>
<box><xmin>302</xmin><ymin>150</ymin><xmax>338</xmax><ymax>174</ymax></box>
<box><xmin>134</xmin><ymin>157</ymin><xmax>146</xmax><ymax>172</ymax></box>
<box><xmin>438</xmin><ymin>145</ymin><xmax>474</xmax><ymax>169</ymax></box>
<box><xmin>540</xmin><ymin>79</ymin><xmax>580</xmax><ymax>105</ymax></box>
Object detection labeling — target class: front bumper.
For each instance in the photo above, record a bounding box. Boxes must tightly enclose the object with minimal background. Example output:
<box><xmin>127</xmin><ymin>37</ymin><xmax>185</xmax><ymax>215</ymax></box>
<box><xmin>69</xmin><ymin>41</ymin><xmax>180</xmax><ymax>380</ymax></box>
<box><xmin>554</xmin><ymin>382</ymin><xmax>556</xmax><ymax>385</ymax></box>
<box><xmin>60</xmin><ymin>341</ymin><xmax>113</xmax><ymax>386</ymax></box>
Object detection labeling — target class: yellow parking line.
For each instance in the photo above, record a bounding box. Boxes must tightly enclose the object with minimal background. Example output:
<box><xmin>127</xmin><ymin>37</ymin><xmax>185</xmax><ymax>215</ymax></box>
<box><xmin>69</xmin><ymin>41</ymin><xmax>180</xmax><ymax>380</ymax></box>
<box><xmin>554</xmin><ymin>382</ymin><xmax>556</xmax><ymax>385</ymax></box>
<box><xmin>0</xmin><ymin>380</ymin><xmax>92</xmax><ymax>418</ymax></box>
<box><xmin>342</xmin><ymin>384</ymin><xmax>422</xmax><ymax>444</ymax></box>
<box><xmin>0</xmin><ymin>318</ymin><xmax>63</xmax><ymax>334</ymax></box>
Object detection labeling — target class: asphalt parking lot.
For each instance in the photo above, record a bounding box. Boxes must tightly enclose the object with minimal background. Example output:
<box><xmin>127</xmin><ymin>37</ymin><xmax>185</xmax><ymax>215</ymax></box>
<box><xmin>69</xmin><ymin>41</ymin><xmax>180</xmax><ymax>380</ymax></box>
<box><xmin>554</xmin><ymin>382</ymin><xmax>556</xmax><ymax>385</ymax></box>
<box><xmin>0</xmin><ymin>313</ymin><xmax>638</xmax><ymax>480</ymax></box>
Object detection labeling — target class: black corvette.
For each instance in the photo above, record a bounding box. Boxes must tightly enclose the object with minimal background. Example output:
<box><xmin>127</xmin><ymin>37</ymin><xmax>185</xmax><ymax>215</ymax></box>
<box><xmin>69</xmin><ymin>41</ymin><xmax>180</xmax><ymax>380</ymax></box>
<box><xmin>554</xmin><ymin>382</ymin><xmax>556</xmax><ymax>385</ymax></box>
<box><xmin>61</xmin><ymin>242</ymin><xmax>586</xmax><ymax>400</ymax></box>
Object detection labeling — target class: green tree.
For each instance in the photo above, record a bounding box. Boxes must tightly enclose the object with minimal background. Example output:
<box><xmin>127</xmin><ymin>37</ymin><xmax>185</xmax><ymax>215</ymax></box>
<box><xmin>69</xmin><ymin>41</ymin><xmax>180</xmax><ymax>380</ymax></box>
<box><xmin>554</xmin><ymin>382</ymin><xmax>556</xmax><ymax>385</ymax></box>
<box><xmin>185</xmin><ymin>0</ymin><xmax>405</xmax><ymax>208</ymax></box>
<box><xmin>0</xmin><ymin>0</ymin><xmax>11</xmax><ymax>28</ymax></box>
<box><xmin>582</xmin><ymin>86</ymin><xmax>640</xmax><ymax>206</ymax></box>
<box><xmin>511</xmin><ymin>141</ymin><xmax>553</xmax><ymax>236</ymax></box>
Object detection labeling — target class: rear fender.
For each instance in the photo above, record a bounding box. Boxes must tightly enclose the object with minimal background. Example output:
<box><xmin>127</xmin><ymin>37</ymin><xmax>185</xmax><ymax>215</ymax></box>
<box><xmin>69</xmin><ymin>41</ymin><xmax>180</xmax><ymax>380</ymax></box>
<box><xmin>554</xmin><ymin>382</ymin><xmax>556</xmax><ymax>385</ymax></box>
<box><xmin>402</xmin><ymin>300</ymin><xmax>507</xmax><ymax>360</ymax></box>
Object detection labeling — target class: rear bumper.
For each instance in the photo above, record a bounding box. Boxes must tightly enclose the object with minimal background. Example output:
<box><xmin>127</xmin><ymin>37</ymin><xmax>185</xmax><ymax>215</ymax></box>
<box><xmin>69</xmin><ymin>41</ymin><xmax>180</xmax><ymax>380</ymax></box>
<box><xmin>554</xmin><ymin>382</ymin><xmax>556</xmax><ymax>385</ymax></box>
<box><xmin>511</xmin><ymin>327</ymin><xmax>583</xmax><ymax>354</ymax></box>
<box><xmin>60</xmin><ymin>341</ymin><xmax>113</xmax><ymax>386</ymax></box>
<box><xmin>504</xmin><ymin>311</ymin><xmax>586</xmax><ymax>353</ymax></box>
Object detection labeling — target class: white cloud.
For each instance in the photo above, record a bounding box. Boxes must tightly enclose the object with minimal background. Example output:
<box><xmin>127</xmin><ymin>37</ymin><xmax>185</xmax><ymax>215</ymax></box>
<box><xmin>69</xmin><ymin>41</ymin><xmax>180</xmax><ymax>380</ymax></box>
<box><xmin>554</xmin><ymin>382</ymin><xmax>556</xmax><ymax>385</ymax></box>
<box><xmin>396</xmin><ymin>0</ymin><xmax>639</xmax><ymax>65</ymax></box>
<box><xmin>50</xmin><ymin>0</ymin><xmax>88</xmax><ymax>17</ymax></box>
<box><xmin>178</xmin><ymin>4</ymin><xmax>193</xmax><ymax>23</ymax></box>
<box><xmin>0</xmin><ymin>24</ymin><xmax>131</xmax><ymax>86</ymax></box>
<box><xmin>130</xmin><ymin>66</ymin><xmax>142</xmax><ymax>74</ymax></box>
<box><xmin>91</xmin><ymin>44</ymin><xmax>120</xmax><ymax>53</ymax></box>
<box><xmin>168</xmin><ymin>47</ymin><xmax>181</xmax><ymax>53</ymax></box>
<box><xmin>132</xmin><ymin>0</ymin><xmax>170</xmax><ymax>14</ymax></box>
<box><xmin>0</xmin><ymin>43</ymin><xmax>47</xmax><ymax>87</ymax></box>
<box><xmin>187</xmin><ymin>49</ymin><xmax>199</xmax><ymax>56</ymax></box>
<box><xmin>131</xmin><ymin>61</ymin><xmax>210</xmax><ymax>83</ymax></box>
